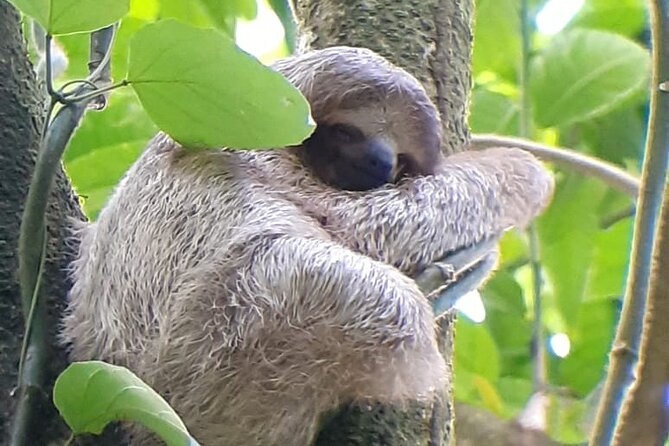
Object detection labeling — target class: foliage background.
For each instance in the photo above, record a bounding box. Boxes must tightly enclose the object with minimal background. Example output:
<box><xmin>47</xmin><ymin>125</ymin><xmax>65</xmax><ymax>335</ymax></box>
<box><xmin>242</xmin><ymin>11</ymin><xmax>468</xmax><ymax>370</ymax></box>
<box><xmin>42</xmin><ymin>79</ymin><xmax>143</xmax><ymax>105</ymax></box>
<box><xmin>49</xmin><ymin>0</ymin><xmax>650</xmax><ymax>442</ymax></box>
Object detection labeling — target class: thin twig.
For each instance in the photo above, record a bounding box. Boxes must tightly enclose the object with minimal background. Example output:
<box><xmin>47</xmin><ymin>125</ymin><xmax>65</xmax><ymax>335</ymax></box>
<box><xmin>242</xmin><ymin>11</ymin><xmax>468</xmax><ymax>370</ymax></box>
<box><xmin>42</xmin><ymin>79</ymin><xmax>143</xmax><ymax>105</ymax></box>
<box><xmin>471</xmin><ymin>134</ymin><xmax>640</xmax><ymax>198</ymax></box>
<box><xmin>589</xmin><ymin>0</ymin><xmax>669</xmax><ymax>443</ymax></box>
<box><xmin>519</xmin><ymin>0</ymin><xmax>548</xmax><ymax>420</ymax></box>
<box><xmin>87</xmin><ymin>23</ymin><xmax>117</xmax><ymax>109</ymax></box>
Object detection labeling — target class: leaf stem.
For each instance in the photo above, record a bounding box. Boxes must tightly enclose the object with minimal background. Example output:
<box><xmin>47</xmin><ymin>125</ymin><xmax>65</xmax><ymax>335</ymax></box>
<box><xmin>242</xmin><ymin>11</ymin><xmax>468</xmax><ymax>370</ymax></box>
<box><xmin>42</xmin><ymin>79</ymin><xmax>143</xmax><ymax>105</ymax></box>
<box><xmin>61</xmin><ymin>80</ymin><xmax>128</xmax><ymax>104</ymax></box>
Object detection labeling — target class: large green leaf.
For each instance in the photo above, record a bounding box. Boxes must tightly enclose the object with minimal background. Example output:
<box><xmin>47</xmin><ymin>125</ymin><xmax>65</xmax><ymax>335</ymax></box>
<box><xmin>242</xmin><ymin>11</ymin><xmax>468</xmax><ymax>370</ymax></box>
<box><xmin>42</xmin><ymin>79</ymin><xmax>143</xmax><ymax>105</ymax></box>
<box><xmin>537</xmin><ymin>175</ymin><xmax>607</xmax><ymax>331</ymax></box>
<box><xmin>198</xmin><ymin>0</ymin><xmax>257</xmax><ymax>30</ymax></box>
<box><xmin>530</xmin><ymin>29</ymin><xmax>650</xmax><ymax>127</ymax></box>
<box><xmin>455</xmin><ymin>319</ymin><xmax>503</xmax><ymax>413</ymax></box>
<box><xmin>455</xmin><ymin>318</ymin><xmax>501</xmax><ymax>382</ymax></box>
<box><xmin>587</xmin><ymin>217</ymin><xmax>633</xmax><ymax>300</ymax></box>
<box><xmin>469</xmin><ymin>88</ymin><xmax>520</xmax><ymax>135</ymax></box>
<box><xmin>65</xmin><ymin>89</ymin><xmax>156</xmax><ymax>162</ymax></box>
<box><xmin>159</xmin><ymin>0</ymin><xmax>213</xmax><ymax>26</ymax></box>
<box><xmin>9</xmin><ymin>0</ymin><xmax>129</xmax><ymax>35</ymax></box>
<box><xmin>54</xmin><ymin>361</ymin><xmax>200</xmax><ymax>446</ymax></box>
<box><xmin>127</xmin><ymin>19</ymin><xmax>314</xmax><ymax>149</ymax></box>
<box><xmin>67</xmin><ymin>142</ymin><xmax>145</xmax><ymax>218</ymax></box>
<box><xmin>571</xmin><ymin>0</ymin><xmax>646</xmax><ymax>38</ymax></box>
<box><xmin>482</xmin><ymin>272</ymin><xmax>532</xmax><ymax>376</ymax></box>
<box><xmin>63</xmin><ymin>89</ymin><xmax>156</xmax><ymax>219</ymax></box>
<box><xmin>554</xmin><ymin>300</ymin><xmax>616</xmax><ymax>396</ymax></box>
<box><xmin>580</xmin><ymin>104</ymin><xmax>646</xmax><ymax>165</ymax></box>
<box><xmin>473</xmin><ymin>0</ymin><xmax>521</xmax><ymax>79</ymax></box>
<box><xmin>496</xmin><ymin>377</ymin><xmax>533</xmax><ymax>416</ymax></box>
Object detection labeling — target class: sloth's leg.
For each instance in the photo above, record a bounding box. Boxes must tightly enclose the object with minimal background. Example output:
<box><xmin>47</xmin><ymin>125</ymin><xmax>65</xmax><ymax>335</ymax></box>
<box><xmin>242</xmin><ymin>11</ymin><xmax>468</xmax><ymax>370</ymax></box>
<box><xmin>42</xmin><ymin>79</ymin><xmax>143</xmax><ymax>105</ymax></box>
<box><xmin>245</xmin><ymin>234</ymin><xmax>447</xmax><ymax>403</ymax></box>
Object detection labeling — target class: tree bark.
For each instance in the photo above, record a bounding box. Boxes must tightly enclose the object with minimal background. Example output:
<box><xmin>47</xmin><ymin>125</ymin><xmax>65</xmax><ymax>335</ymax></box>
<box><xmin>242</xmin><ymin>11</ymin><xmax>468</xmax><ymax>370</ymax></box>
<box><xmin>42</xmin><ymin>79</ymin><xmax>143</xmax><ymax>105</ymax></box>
<box><xmin>0</xmin><ymin>2</ymin><xmax>85</xmax><ymax>443</ymax></box>
<box><xmin>292</xmin><ymin>1</ymin><xmax>474</xmax><ymax>444</ymax></box>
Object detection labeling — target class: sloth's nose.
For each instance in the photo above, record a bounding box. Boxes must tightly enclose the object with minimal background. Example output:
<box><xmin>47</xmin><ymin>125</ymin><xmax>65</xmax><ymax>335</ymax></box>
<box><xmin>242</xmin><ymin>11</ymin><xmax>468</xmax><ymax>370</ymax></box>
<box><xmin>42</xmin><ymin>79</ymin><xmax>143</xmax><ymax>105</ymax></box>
<box><xmin>365</xmin><ymin>139</ymin><xmax>394</xmax><ymax>178</ymax></box>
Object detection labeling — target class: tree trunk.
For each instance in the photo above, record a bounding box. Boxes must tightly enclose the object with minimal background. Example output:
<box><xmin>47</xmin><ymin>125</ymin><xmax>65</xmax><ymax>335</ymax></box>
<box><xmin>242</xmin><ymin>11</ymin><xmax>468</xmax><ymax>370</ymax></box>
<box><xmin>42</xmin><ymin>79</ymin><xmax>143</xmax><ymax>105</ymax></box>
<box><xmin>292</xmin><ymin>1</ymin><xmax>474</xmax><ymax>444</ymax></box>
<box><xmin>0</xmin><ymin>2</ymin><xmax>85</xmax><ymax>443</ymax></box>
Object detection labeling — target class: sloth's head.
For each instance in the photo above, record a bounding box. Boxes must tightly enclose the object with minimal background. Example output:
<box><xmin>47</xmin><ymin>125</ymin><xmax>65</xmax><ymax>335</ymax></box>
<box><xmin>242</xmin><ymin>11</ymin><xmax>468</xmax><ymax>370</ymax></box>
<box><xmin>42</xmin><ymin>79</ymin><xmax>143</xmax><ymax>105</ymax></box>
<box><xmin>272</xmin><ymin>47</ymin><xmax>443</xmax><ymax>191</ymax></box>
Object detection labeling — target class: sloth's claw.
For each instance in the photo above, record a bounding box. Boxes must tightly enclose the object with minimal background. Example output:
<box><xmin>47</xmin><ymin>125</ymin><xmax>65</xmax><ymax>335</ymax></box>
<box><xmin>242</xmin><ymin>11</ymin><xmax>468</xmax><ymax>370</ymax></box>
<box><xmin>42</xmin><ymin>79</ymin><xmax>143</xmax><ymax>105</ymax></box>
<box><xmin>415</xmin><ymin>236</ymin><xmax>501</xmax><ymax>319</ymax></box>
<box><xmin>431</xmin><ymin>251</ymin><xmax>498</xmax><ymax>319</ymax></box>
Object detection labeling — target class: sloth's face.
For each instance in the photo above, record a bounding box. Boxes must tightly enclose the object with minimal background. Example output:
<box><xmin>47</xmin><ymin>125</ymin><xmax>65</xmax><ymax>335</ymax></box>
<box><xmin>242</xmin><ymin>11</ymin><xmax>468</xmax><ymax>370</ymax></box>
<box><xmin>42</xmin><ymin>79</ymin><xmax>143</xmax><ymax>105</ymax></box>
<box><xmin>302</xmin><ymin>123</ymin><xmax>400</xmax><ymax>191</ymax></box>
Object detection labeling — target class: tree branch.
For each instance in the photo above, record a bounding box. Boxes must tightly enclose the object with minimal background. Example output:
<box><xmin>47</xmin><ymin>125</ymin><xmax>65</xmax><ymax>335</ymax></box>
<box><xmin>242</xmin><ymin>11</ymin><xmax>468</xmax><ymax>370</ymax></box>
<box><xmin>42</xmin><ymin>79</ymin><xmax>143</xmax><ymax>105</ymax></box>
<box><xmin>590</xmin><ymin>0</ymin><xmax>669</xmax><ymax>443</ymax></box>
<box><xmin>613</xmin><ymin>164</ymin><xmax>669</xmax><ymax>446</ymax></box>
<box><xmin>471</xmin><ymin>134</ymin><xmax>640</xmax><ymax>198</ymax></box>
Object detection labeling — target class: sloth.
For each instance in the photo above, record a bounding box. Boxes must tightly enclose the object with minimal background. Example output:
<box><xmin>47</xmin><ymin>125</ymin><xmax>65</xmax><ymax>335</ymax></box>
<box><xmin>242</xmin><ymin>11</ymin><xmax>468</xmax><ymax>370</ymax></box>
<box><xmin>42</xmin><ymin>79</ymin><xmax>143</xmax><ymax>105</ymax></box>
<box><xmin>62</xmin><ymin>47</ymin><xmax>554</xmax><ymax>445</ymax></box>
<box><xmin>274</xmin><ymin>48</ymin><xmax>443</xmax><ymax>190</ymax></box>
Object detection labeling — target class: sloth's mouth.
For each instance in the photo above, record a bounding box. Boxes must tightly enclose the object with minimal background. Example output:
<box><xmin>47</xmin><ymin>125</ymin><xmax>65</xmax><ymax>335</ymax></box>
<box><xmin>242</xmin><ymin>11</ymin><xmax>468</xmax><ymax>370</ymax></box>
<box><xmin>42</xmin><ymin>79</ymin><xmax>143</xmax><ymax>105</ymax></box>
<box><xmin>416</xmin><ymin>237</ymin><xmax>500</xmax><ymax>318</ymax></box>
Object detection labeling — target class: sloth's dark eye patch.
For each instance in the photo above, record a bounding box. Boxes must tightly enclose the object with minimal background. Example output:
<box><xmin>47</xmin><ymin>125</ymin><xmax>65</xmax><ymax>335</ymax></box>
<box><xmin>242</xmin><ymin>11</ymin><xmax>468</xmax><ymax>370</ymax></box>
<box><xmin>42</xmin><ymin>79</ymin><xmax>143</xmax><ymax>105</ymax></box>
<box><xmin>329</xmin><ymin>124</ymin><xmax>364</xmax><ymax>144</ymax></box>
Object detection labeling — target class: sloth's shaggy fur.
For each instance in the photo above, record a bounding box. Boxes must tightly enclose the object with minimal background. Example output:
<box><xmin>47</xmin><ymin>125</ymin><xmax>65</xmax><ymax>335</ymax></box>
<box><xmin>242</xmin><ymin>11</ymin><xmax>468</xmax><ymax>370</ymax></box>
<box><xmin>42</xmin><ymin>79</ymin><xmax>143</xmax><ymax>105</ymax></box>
<box><xmin>62</xmin><ymin>47</ymin><xmax>553</xmax><ymax>445</ymax></box>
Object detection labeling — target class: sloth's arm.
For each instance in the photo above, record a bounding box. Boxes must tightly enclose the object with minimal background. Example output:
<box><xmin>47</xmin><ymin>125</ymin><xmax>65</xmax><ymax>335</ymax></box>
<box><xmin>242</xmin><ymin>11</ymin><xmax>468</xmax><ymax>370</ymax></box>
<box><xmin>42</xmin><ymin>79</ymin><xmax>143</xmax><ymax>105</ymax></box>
<box><xmin>317</xmin><ymin>147</ymin><xmax>553</xmax><ymax>274</ymax></box>
<box><xmin>245</xmin><ymin>234</ymin><xmax>445</xmax><ymax>400</ymax></box>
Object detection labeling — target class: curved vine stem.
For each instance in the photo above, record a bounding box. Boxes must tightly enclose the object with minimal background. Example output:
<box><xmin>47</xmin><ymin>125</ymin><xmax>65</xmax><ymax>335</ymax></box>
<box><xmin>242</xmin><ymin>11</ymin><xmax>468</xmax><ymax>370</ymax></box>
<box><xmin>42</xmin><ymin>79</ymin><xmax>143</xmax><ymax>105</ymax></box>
<box><xmin>471</xmin><ymin>134</ymin><xmax>640</xmax><ymax>199</ymax></box>
<box><xmin>589</xmin><ymin>0</ymin><xmax>669</xmax><ymax>443</ymax></box>
<box><xmin>10</xmin><ymin>25</ymin><xmax>117</xmax><ymax>446</ymax></box>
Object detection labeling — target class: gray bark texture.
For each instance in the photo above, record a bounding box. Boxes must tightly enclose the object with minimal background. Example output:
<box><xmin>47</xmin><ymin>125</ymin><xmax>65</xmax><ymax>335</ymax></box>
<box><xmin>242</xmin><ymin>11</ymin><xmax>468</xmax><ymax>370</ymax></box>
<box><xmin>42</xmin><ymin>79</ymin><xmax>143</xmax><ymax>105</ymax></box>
<box><xmin>291</xmin><ymin>1</ymin><xmax>474</xmax><ymax>445</ymax></box>
<box><xmin>0</xmin><ymin>2</ymin><xmax>85</xmax><ymax>444</ymax></box>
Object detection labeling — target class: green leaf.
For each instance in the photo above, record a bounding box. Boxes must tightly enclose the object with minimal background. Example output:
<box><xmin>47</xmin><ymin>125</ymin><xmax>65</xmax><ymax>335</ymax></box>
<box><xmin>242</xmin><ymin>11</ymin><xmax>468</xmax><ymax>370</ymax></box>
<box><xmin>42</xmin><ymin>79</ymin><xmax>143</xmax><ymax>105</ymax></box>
<box><xmin>159</xmin><ymin>0</ymin><xmax>214</xmax><ymax>27</ymax></box>
<box><xmin>455</xmin><ymin>318</ymin><xmax>501</xmax><ymax>382</ymax></box>
<box><xmin>77</xmin><ymin>186</ymin><xmax>115</xmax><ymax>220</ymax></box>
<box><xmin>498</xmin><ymin>230</ymin><xmax>528</xmax><ymax>266</ymax></box>
<box><xmin>65</xmin><ymin>89</ymin><xmax>156</xmax><ymax>162</ymax></box>
<box><xmin>473</xmin><ymin>0</ymin><xmax>521</xmax><ymax>79</ymax></box>
<box><xmin>554</xmin><ymin>300</ymin><xmax>616</xmax><ymax>396</ymax></box>
<box><xmin>469</xmin><ymin>88</ymin><xmax>520</xmax><ymax>135</ymax></box>
<box><xmin>496</xmin><ymin>377</ymin><xmax>533</xmax><ymax>416</ymax></box>
<box><xmin>63</xmin><ymin>89</ymin><xmax>155</xmax><ymax>219</ymax></box>
<box><xmin>54</xmin><ymin>361</ymin><xmax>200</xmax><ymax>446</ymax></box>
<box><xmin>580</xmin><ymin>104</ymin><xmax>646</xmax><ymax>165</ymax></box>
<box><xmin>9</xmin><ymin>0</ymin><xmax>129</xmax><ymax>35</ymax></box>
<box><xmin>199</xmin><ymin>0</ymin><xmax>257</xmax><ymax>24</ymax></box>
<box><xmin>67</xmin><ymin>141</ymin><xmax>145</xmax><ymax>218</ymax></box>
<box><xmin>129</xmin><ymin>0</ymin><xmax>159</xmax><ymax>20</ymax></box>
<box><xmin>587</xmin><ymin>217</ymin><xmax>633</xmax><ymax>300</ymax></box>
<box><xmin>482</xmin><ymin>272</ymin><xmax>533</xmax><ymax>376</ymax></box>
<box><xmin>571</xmin><ymin>0</ymin><xmax>646</xmax><ymax>38</ymax></box>
<box><xmin>537</xmin><ymin>175</ymin><xmax>607</xmax><ymax>331</ymax></box>
<box><xmin>127</xmin><ymin>19</ymin><xmax>314</xmax><ymax>149</ymax></box>
<box><xmin>530</xmin><ymin>29</ymin><xmax>650</xmax><ymax>127</ymax></box>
